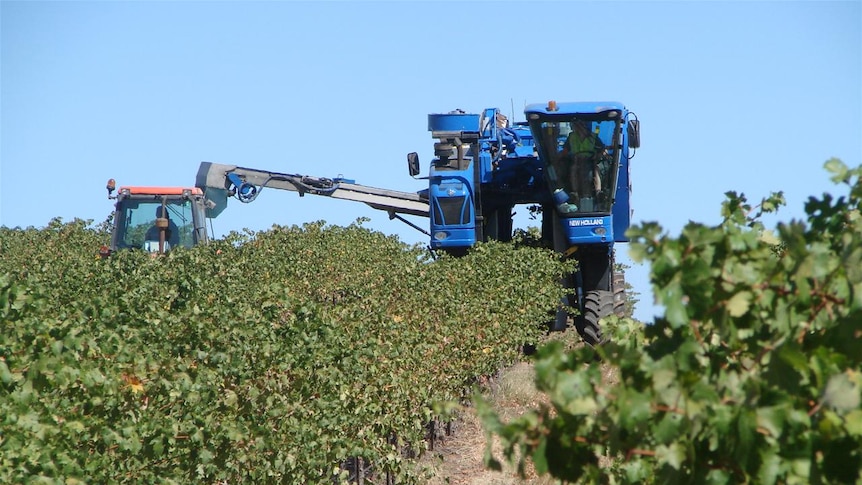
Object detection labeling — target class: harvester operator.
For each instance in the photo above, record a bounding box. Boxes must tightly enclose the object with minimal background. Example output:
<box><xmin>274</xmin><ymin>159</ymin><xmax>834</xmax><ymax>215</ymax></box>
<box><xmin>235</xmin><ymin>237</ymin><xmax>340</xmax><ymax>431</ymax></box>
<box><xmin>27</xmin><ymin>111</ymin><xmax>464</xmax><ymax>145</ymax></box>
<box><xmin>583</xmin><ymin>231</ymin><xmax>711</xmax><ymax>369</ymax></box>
<box><xmin>562</xmin><ymin>120</ymin><xmax>607</xmax><ymax>203</ymax></box>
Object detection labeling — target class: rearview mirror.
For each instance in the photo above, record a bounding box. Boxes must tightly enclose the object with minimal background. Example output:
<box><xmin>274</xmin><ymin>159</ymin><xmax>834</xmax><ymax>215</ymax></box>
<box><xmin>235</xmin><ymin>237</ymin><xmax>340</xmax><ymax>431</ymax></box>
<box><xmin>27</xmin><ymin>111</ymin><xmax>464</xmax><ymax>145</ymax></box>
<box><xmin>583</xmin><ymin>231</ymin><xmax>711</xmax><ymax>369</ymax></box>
<box><xmin>407</xmin><ymin>152</ymin><xmax>420</xmax><ymax>177</ymax></box>
<box><xmin>627</xmin><ymin>120</ymin><xmax>640</xmax><ymax>149</ymax></box>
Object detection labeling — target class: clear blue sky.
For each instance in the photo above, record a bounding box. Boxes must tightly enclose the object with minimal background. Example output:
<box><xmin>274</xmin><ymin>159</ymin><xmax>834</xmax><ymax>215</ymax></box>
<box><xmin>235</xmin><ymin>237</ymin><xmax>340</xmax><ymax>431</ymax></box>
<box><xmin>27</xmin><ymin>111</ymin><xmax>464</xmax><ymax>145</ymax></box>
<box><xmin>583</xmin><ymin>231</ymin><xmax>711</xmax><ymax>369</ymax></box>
<box><xmin>2</xmin><ymin>1</ymin><xmax>860</xmax><ymax>322</ymax></box>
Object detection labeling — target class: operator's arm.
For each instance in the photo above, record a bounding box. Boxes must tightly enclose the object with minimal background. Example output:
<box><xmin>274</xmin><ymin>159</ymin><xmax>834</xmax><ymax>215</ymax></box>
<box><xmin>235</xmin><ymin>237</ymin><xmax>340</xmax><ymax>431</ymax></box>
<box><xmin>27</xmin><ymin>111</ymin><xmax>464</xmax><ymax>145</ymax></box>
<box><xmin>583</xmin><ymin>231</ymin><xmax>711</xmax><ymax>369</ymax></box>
<box><xmin>589</xmin><ymin>133</ymin><xmax>606</xmax><ymax>159</ymax></box>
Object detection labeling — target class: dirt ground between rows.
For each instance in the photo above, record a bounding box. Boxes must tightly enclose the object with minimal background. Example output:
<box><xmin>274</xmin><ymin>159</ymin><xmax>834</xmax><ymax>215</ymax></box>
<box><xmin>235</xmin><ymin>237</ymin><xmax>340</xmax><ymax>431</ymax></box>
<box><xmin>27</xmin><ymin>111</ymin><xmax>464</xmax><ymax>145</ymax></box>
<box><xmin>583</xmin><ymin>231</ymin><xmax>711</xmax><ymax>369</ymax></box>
<box><xmin>417</xmin><ymin>335</ymin><xmax>616</xmax><ymax>485</ymax></box>
<box><xmin>418</xmin><ymin>361</ymin><xmax>555</xmax><ymax>485</ymax></box>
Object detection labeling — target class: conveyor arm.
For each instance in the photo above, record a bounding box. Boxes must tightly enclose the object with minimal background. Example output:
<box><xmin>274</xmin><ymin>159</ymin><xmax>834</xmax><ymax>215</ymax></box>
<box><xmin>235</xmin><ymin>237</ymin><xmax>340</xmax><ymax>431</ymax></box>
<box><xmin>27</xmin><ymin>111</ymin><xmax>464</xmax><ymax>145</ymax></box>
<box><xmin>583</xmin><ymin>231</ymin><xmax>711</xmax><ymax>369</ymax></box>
<box><xmin>196</xmin><ymin>162</ymin><xmax>430</xmax><ymax>219</ymax></box>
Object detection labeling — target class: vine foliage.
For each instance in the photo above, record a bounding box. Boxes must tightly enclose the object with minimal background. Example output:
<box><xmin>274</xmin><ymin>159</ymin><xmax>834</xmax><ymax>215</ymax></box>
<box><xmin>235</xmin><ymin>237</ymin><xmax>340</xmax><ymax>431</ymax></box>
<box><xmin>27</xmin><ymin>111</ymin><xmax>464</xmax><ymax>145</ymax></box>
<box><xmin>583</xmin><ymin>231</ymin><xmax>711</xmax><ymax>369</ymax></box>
<box><xmin>479</xmin><ymin>159</ymin><xmax>862</xmax><ymax>484</ymax></box>
<box><xmin>0</xmin><ymin>218</ymin><xmax>570</xmax><ymax>483</ymax></box>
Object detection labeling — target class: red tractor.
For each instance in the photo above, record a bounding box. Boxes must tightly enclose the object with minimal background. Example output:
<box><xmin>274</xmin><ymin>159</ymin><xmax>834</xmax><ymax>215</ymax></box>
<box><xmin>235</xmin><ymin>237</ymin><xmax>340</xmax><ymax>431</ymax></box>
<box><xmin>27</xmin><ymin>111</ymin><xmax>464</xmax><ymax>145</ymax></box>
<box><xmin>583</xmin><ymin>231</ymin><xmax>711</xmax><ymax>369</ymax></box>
<box><xmin>102</xmin><ymin>179</ymin><xmax>210</xmax><ymax>256</ymax></box>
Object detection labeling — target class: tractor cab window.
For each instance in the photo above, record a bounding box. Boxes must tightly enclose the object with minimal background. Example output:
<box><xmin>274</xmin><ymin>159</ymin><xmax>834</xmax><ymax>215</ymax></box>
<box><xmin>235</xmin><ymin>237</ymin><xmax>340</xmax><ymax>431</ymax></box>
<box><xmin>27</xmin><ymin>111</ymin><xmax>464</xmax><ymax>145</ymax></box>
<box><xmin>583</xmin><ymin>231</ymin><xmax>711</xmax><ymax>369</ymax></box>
<box><xmin>116</xmin><ymin>199</ymin><xmax>196</xmax><ymax>251</ymax></box>
<box><xmin>531</xmin><ymin>118</ymin><xmax>621</xmax><ymax>215</ymax></box>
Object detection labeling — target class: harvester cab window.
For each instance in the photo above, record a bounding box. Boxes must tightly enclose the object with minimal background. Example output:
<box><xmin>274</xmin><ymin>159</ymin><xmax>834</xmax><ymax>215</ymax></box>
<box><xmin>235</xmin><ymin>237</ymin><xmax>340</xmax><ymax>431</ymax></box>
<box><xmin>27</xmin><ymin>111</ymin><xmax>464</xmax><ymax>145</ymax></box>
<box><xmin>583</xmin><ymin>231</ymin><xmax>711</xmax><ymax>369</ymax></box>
<box><xmin>534</xmin><ymin>118</ymin><xmax>620</xmax><ymax>216</ymax></box>
<box><xmin>118</xmin><ymin>199</ymin><xmax>196</xmax><ymax>251</ymax></box>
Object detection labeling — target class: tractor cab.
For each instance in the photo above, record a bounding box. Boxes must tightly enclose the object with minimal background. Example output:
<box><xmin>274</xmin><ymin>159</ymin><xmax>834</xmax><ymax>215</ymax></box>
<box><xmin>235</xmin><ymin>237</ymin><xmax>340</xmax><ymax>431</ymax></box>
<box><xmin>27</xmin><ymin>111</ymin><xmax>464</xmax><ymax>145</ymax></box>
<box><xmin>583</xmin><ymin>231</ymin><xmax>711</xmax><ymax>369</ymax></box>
<box><xmin>104</xmin><ymin>180</ymin><xmax>209</xmax><ymax>256</ymax></box>
<box><xmin>526</xmin><ymin>101</ymin><xmax>639</xmax><ymax>246</ymax></box>
<box><xmin>534</xmin><ymin>116</ymin><xmax>620</xmax><ymax>215</ymax></box>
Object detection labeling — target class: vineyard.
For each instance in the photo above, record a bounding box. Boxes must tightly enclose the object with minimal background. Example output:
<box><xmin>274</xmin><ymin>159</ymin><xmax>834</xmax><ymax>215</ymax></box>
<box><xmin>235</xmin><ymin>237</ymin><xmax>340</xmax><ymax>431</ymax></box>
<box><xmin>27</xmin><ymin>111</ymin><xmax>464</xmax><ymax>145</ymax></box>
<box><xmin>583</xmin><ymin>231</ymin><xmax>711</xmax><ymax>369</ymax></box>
<box><xmin>2</xmin><ymin>160</ymin><xmax>860</xmax><ymax>484</ymax></box>
<box><xmin>0</xmin><ymin>217</ymin><xmax>571</xmax><ymax>483</ymax></box>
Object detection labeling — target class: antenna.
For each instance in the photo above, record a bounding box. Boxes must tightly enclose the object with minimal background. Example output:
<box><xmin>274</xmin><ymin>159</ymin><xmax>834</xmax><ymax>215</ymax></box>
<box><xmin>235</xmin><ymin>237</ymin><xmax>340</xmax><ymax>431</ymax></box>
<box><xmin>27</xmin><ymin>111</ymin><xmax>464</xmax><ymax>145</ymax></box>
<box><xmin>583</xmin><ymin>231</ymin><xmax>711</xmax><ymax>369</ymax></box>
<box><xmin>510</xmin><ymin>98</ymin><xmax>515</xmax><ymax>122</ymax></box>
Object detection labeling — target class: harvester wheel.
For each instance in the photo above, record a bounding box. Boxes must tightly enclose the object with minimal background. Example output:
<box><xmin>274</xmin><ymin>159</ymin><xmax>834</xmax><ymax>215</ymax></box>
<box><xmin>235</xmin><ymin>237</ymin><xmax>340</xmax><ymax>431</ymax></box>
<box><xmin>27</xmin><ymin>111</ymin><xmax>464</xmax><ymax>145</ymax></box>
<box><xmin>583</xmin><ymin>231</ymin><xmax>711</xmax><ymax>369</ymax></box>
<box><xmin>613</xmin><ymin>272</ymin><xmax>627</xmax><ymax>317</ymax></box>
<box><xmin>575</xmin><ymin>290</ymin><xmax>614</xmax><ymax>346</ymax></box>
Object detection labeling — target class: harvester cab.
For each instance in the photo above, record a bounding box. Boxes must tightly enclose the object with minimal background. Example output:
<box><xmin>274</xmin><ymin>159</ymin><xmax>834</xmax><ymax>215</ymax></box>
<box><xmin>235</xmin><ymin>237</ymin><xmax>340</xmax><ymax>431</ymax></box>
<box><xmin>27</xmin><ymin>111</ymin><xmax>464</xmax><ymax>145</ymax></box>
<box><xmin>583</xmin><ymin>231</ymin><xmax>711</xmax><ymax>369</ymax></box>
<box><xmin>103</xmin><ymin>179</ymin><xmax>210</xmax><ymax>256</ymax></box>
<box><xmin>525</xmin><ymin>101</ymin><xmax>640</xmax><ymax>340</ymax></box>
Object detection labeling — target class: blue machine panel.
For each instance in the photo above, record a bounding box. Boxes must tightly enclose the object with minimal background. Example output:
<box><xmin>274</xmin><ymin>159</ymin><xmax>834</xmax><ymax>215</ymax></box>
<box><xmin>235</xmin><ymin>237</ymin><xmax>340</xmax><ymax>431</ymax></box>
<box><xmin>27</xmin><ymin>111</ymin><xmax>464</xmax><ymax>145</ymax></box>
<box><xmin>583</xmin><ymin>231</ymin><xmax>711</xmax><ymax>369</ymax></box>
<box><xmin>428</xmin><ymin>113</ymin><xmax>480</xmax><ymax>133</ymax></box>
<box><xmin>564</xmin><ymin>215</ymin><xmax>614</xmax><ymax>245</ymax></box>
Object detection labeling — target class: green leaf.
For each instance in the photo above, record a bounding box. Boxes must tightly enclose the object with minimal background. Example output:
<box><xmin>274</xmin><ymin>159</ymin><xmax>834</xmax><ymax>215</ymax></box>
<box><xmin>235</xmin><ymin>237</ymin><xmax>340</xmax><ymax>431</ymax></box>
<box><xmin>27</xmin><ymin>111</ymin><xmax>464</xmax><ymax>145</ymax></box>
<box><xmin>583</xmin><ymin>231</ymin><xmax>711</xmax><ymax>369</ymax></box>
<box><xmin>199</xmin><ymin>449</ymin><xmax>214</xmax><ymax>463</ymax></box>
<box><xmin>66</xmin><ymin>421</ymin><xmax>86</xmax><ymax>434</ymax></box>
<box><xmin>655</xmin><ymin>443</ymin><xmax>685</xmax><ymax>470</ymax></box>
<box><xmin>531</xmin><ymin>437</ymin><xmax>549</xmax><ymax>474</ymax></box>
<box><xmin>662</xmin><ymin>281</ymin><xmax>688</xmax><ymax>328</ymax></box>
<box><xmin>0</xmin><ymin>360</ymin><xmax>13</xmax><ymax>384</ymax></box>
<box><xmin>735</xmin><ymin>409</ymin><xmax>756</xmax><ymax>464</ymax></box>
<box><xmin>757</xmin><ymin>448</ymin><xmax>782</xmax><ymax>485</ymax></box>
<box><xmin>823</xmin><ymin>373</ymin><xmax>861</xmax><ymax>412</ymax></box>
<box><xmin>727</xmin><ymin>291</ymin><xmax>752</xmax><ymax>317</ymax></box>
<box><xmin>758</xmin><ymin>229</ymin><xmax>780</xmax><ymax>246</ymax></box>
<box><xmin>824</xmin><ymin>158</ymin><xmax>849</xmax><ymax>183</ymax></box>
<box><xmin>756</xmin><ymin>405</ymin><xmax>787</xmax><ymax>439</ymax></box>
<box><xmin>563</xmin><ymin>396</ymin><xmax>597</xmax><ymax>415</ymax></box>
<box><xmin>778</xmin><ymin>345</ymin><xmax>809</xmax><ymax>373</ymax></box>
<box><xmin>845</xmin><ymin>409</ymin><xmax>862</xmax><ymax>437</ymax></box>
<box><xmin>653</xmin><ymin>413</ymin><xmax>684</xmax><ymax>444</ymax></box>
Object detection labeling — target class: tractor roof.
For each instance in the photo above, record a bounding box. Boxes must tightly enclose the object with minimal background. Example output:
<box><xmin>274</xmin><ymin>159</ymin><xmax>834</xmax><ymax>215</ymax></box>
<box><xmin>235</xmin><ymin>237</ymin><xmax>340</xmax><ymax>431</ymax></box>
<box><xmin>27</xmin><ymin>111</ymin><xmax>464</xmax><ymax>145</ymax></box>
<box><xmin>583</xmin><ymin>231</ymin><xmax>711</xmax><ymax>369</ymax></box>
<box><xmin>120</xmin><ymin>186</ymin><xmax>204</xmax><ymax>196</ymax></box>
<box><xmin>524</xmin><ymin>101</ymin><xmax>627</xmax><ymax>116</ymax></box>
